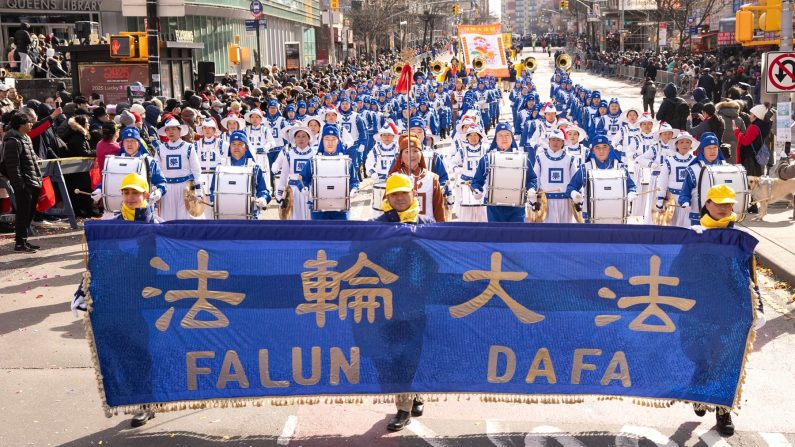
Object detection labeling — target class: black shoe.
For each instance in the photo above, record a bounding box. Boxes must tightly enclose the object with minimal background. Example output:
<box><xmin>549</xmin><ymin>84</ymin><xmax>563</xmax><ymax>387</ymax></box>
<box><xmin>694</xmin><ymin>407</ymin><xmax>706</xmax><ymax>417</ymax></box>
<box><xmin>130</xmin><ymin>409</ymin><xmax>155</xmax><ymax>428</ymax></box>
<box><xmin>14</xmin><ymin>243</ymin><xmax>36</xmax><ymax>253</ymax></box>
<box><xmin>716</xmin><ymin>411</ymin><xmax>734</xmax><ymax>436</ymax></box>
<box><xmin>411</xmin><ymin>399</ymin><xmax>424</xmax><ymax>417</ymax></box>
<box><xmin>25</xmin><ymin>242</ymin><xmax>40</xmax><ymax>250</ymax></box>
<box><xmin>748</xmin><ymin>204</ymin><xmax>759</xmax><ymax>214</ymax></box>
<box><xmin>386</xmin><ymin>410</ymin><xmax>411</xmax><ymax>431</ymax></box>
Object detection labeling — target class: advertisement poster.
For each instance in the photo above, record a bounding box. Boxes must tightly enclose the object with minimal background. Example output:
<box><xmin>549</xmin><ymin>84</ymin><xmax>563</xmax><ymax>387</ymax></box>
<box><xmin>458</xmin><ymin>23</ymin><xmax>509</xmax><ymax>78</ymax></box>
<box><xmin>78</xmin><ymin>64</ymin><xmax>149</xmax><ymax>105</ymax></box>
<box><xmin>285</xmin><ymin>42</ymin><xmax>301</xmax><ymax>72</ymax></box>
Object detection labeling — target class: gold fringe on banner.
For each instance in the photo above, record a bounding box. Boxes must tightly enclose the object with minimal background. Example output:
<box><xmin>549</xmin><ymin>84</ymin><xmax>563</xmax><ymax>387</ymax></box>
<box><xmin>81</xmin><ymin>270</ymin><xmax>759</xmax><ymax>419</ymax></box>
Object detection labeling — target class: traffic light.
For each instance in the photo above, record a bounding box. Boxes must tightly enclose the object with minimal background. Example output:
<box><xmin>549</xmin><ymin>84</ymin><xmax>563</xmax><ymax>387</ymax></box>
<box><xmin>759</xmin><ymin>0</ymin><xmax>782</xmax><ymax>32</ymax></box>
<box><xmin>109</xmin><ymin>32</ymin><xmax>148</xmax><ymax>61</ymax></box>
<box><xmin>453</xmin><ymin>4</ymin><xmax>460</xmax><ymax>15</ymax></box>
<box><xmin>562</xmin><ymin>0</ymin><xmax>569</xmax><ymax>11</ymax></box>
<box><xmin>559</xmin><ymin>0</ymin><xmax>564</xmax><ymax>11</ymax></box>
<box><xmin>735</xmin><ymin>10</ymin><xmax>754</xmax><ymax>42</ymax></box>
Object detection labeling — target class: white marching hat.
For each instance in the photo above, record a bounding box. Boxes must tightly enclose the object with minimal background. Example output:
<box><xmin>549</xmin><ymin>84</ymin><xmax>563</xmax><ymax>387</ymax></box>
<box><xmin>564</xmin><ymin>125</ymin><xmax>587</xmax><ymax>143</ymax></box>
<box><xmin>637</xmin><ymin>112</ymin><xmax>655</xmax><ymax>125</ymax></box>
<box><xmin>464</xmin><ymin>124</ymin><xmax>486</xmax><ymax>140</ymax></box>
<box><xmin>322</xmin><ymin>105</ymin><xmax>340</xmax><ymax>123</ymax></box>
<box><xmin>157</xmin><ymin>117</ymin><xmax>189</xmax><ymax>137</ymax></box>
<box><xmin>244</xmin><ymin>108</ymin><xmax>265</xmax><ymax>123</ymax></box>
<box><xmin>221</xmin><ymin>113</ymin><xmax>246</xmax><ymax>130</ymax></box>
<box><xmin>672</xmin><ymin>131</ymin><xmax>699</xmax><ymax>151</ymax></box>
<box><xmin>285</xmin><ymin>125</ymin><xmax>313</xmax><ymax>147</ymax></box>
<box><xmin>198</xmin><ymin>117</ymin><xmax>218</xmax><ymax>132</ymax></box>
<box><xmin>622</xmin><ymin>106</ymin><xmax>641</xmax><ymax>123</ymax></box>
<box><xmin>302</xmin><ymin>116</ymin><xmax>323</xmax><ymax>130</ymax></box>
<box><xmin>547</xmin><ymin>129</ymin><xmax>565</xmax><ymax>141</ymax></box>
<box><xmin>374</xmin><ymin>121</ymin><xmax>400</xmax><ymax>144</ymax></box>
<box><xmin>654</xmin><ymin>122</ymin><xmax>675</xmax><ymax>139</ymax></box>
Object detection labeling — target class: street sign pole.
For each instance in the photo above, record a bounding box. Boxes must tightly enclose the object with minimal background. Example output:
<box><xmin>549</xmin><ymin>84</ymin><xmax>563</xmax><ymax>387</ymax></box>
<box><xmin>780</xmin><ymin>1</ymin><xmax>793</xmax><ymax>162</ymax></box>
<box><xmin>146</xmin><ymin>0</ymin><xmax>160</xmax><ymax>97</ymax></box>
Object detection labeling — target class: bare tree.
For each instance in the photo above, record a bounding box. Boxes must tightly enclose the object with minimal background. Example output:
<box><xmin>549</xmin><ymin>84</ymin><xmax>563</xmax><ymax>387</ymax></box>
<box><xmin>347</xmin><ymin>0</ymin><xmax>408</xmax><ymax>55</ymax></box>
<box><xmin>655</xmin><ymin>0</ymin><xmax>730</xmax><ymax>51</ymax></box>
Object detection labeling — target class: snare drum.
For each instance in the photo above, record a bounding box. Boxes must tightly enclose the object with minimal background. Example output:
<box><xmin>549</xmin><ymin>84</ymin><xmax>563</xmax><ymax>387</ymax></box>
<box><xmin>486</xmin><ymin>151</ymin><xmax>528</xmax><ymax>207</ymax></box>
<box><xmin>586</xmin><ymin>169</ymin><xmax>628</xmax><ymax>224</ymax></box>
<box><xmin>698</xmin><ymin>164</ymin><xmax>749</xmax><ymax>221</ymax></box>
<box><xmin>213</xmin><ymin>165</ymin><xmax>255</xmax><ymax>220</ymax></box>
<box><xmin>372</xmin><ymin>182</ymin><xmax>386</xmax><ymax>211</ymax></box>
<box><xmin>102</xmin><ymin>156</ymin><xmax>147</xmax><ymax>212</ymax></box>
<box><xmin>311</xmin><ymin>155</ymin><xmax>351</xmax><ymax>212</ymax></box>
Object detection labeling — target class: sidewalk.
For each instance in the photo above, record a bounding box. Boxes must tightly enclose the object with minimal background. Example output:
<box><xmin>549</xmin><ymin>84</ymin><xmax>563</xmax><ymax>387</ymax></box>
<box><xmin>740</xmin><ymin>201</ymin><xmax>795</xmax><ymax>285</ymax></box>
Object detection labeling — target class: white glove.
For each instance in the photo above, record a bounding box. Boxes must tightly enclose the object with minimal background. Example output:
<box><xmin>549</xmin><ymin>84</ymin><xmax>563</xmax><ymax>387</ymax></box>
<box><xmin>446</xmin><ymin>194</ymin><xmax>455</xmax><ymax>206</ymax></box>
<box><xmin>255</xmin><ymin>197</ymin><xmax>268</xmax><ymax>209</ymax></box>
<box><xmin>149</xmin><ymin>188</ymin><xmax>162</xmax><ymax>203</ymax></box>
<box><xmin>71</xmin><ymin>285</ymin><xmax>86</xmax><ymax>317</ymax></box>
<box><xmin>655</xmin><ymin>198</ymin><xmax>664</xmax><ymax>210</ymax></box>
<box><xmin>627</xmin><ymin>192</ymin><xmax>637</xmax><ymax>203</ymax></box>
<box><xmin>753</xmin><ymin>312</ymin><xmax>766</xmax><ymax>330</ymax></box>
<box><xmin>90</xmin><ymin>188</ymin><xmax>102</xmax><ymax>203</ymax></box>
<box><xmin>527</xmin><ymin>188</ymin><xmax>537</xmax><ymax>203</ymax></box>
<box><xmin>681</xmin><ymin>202</ymin><xmax>691</xmax><ymax>209</ymax></box>
<box><xmin>471</xmin><ymin>187</ymin><xmax>484</xmax><ymax>201</ymax></box>
<box><xmin>570</xmin><ymin>190</ymin><xmax>583</xmax><ymax>204</ymax></box>
<box><xmin>357</xmin><ymin>144</ymin><xmax>365</xmax><ymax>154</ymax></box>
<box><xmin>350</xmin><ymin>188</ymin><xmax>359</xmax><ymax>196</ymax></box>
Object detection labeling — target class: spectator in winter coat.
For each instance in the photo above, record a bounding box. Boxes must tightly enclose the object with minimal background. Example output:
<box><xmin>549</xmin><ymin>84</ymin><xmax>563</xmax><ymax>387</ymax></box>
<box><xmin>656</xmin><ymin>83</ymin><xmax>689</xmax><ymax>131</ymax></box>
<box><xmin>2</xmin><ymin>112</ymin><xmax>41</xmax><ymax>252</ymax></box>
<box><xmin>61</xmin><ymin>115</ymin><xmax>98</xmax><ymax>217</ymax></box>
<box><xmin>734</xmin><ymin>104</ymin><xmax>770</xmax><ymax>178</ymax></box>
<box><xmin>716</xmin><ymin>100</ymin><xmax>746</xmax><ymax>162</ymax></box>
<box><xmin>697</xmin><ymin>69</ymin><xmax>717</xmax><ymax>99</ymax></box>
<box><xmin>690</xmin><ymin>87</ymin><xmax>710</xmax><ymax>124</ymax></box>
<box><xmin>686</xmin><ymin>103</ymin><xmax>724</xmax><ymax>142</ymax></box>
<box><xmin>640</xmin><ymin>78</ymin><xmax>656</xmax><ymax>115</ymax></box>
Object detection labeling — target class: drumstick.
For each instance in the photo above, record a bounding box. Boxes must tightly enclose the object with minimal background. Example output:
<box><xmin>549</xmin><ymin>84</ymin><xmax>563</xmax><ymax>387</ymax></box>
<box><xmin>74</xmin><ymin>189</ymin><xmax>93</xmax><ymax>196</ymax></box>
<box><xmin>633</xmin><ymin>188</ymin><xmax>661</xmax><ymax>197</ymax></box>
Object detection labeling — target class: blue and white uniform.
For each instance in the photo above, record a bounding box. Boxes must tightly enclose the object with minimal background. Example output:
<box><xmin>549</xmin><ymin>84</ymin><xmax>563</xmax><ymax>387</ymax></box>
<box><xmin>534</xmin><ymin>131</ymin><xmax>577</xmax><ymax>223</ymax></box>
<box><xmin>210</xmin><ymin>130</ymin><xmax>271</xmax><ymax>220</ymax></box>
<box><xmin>155</xmin><ymin>118</ymin><xmax>204</xmax><ymax>221</ymax></box>
<box><xmin>657</xmin><ymin>132</ymin><xmax>698</xmax><ymax>228</ymax></box>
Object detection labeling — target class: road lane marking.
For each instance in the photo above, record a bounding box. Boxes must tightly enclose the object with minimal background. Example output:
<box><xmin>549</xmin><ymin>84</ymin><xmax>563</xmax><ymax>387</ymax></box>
<box><xmin>276</xmin><ymin>415</ymin><xmax>298</xmax><ymax>446</ymax></box>
<box><xmin>760</xmin><ymin>432</ymin><xmax>793</xmax><ymax>447</ymax></box>
<box><xmin>695</xmin><ymin>428</ymin><xmax>732</xmax><ymax>447</ymax></box>
<box><xmin>406</xmin><ymin>419</ymin><xmax>452</xmax><ymax>447</ymax></box>
<box><xmin>486</xmin><ymin>419</ymin><xmax>513</xmax><ymax>447</ymax></box>
<box><xmin>525</xmin><ymin>425</ymin><xmax>587</xmax><ymax>447</ymax></box>
<box><xmin>618</xmin><ymin>425</ymin><xmax>675</xmax><ymax>447</ymax></box>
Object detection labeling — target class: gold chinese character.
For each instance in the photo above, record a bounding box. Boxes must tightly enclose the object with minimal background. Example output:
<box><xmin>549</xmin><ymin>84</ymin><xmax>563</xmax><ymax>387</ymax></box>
<box><xmin>449</xmin><ymin>252</ymin><xmax>544</xmax><ymax>324</ymax></box>
<box><xmin>142</xmin><ymin>250</ymin><xmax>245</xmax><ymax>331</ymax></box>
<box><xmin>595</xmin><ymin>255</ymin><xmax>695</xmax><ymax>333</ymax></box>
<box><xmin>297</xmin><ymin>250</ymin><xmax>399</xmax><ymax>327</ymax></box>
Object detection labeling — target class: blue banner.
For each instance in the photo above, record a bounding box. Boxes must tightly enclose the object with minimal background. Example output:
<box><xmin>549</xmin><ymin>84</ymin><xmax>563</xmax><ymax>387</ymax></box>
<box><xmin>84</xmin><ymin>221</ymin><xmax>757</xmax><ymax>414</ymax></box>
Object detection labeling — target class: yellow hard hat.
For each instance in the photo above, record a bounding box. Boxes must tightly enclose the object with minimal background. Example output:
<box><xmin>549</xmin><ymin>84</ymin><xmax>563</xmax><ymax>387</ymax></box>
<box><xmin>120</xmin><ymin>172</ymin><xmax>149</xmax><ymax>193</ymax></box>
<box><xmin>385</xmin><ymin>173</ymin><xmax>413</xmax><ymax>195</ymax></box>
<box><xmin>706</xmin><ymin>184</ymin><xmax>737</xmax><ymax>205</ymax></box>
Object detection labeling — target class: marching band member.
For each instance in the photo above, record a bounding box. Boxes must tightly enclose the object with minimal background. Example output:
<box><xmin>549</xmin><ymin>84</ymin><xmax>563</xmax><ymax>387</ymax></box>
<box><xmin>534</xmin><ymin>129</ymin><xmax>577</xmax><ymax>223</ymax></box>
<box><xmin>471</xmin><ymin>123</ymin><xmax>538</xmax><ymax>223</ymax></box>
<box><xmin>265</xmin><ymin>99</ymin><xmax>287</xmax><ymax>171</ymax></box>
<box><xmin>387</xmin><ymin>133</ymin><xmax>446</xmax><ymax>222</ymax></box>
<box><xmin>244</xmin><ymin>108</ymin><xmax>275</xmax><ymax>174</ymax></box>
<box><xmin>451</xmin><ymin>125</ymin><xmax>488</xmax><ymax>222</ymax></box>
<box><xmin>630</xmin><ymin>113</ymin><xmax>657</xmax><ymax>217</ymax></box>
<box><xmin>656</xmin><ymin>122</ymin><xmax>677</xmax><ymax>158</ymax></box>
<box><xmin>656</xmin><ymin>131</ymin><xmax>698</xmax><ymax>227</ymax></box>
<box><xmin>211</xmin><ymin>130</ymin><xmax>271</xmax><ymax>219</ymax></box>
<box><xmin>299</xmin><ymin>124</ymin><xmax>360</xmax><ymax>220</ymax></box>
<box><xmin>523</xmin><ymin>103</ymin><xmax>559</xmax><ymax>155</ymax></box>
<box><xmin>365</xmin><ymin>122</ymin><xmax>399</xmax><ymax>181</ymax></box>
<box><xmin>195</xmin><ymin>117</ymin><xmax>227</xmax><ymax>215</ymax></box>
<box><xmin>596</xmin><ymin>98</ymin><xmax>623</xmax><ymax>143</ymax></box>
<box><xmin>91</xmin><ymin>126</ymin><xmax>167</xmax><ymax>217</ymax></box>
<box><xmin>635</xmin><ymin>122</ymin><xmax>673</xmax><ymax>223</ymax></box>
<box><xmin>155</xmin><ymin>117</ymin><xmax>204</xmax><ymax>221</ymax></box>
<box><xmin>564</xmin><ymin>124</ymin><xmax>589</xmax><ymax>165</ymax></box>
<box><xmin>273</xmin><ymin>125</ymin><xmax>315</xmax><ymax>220</ymax></box>
<box><xmin>220</xmin><ymin>113</ymin><xmax>245</xmax><ymax>144</ymax></box>
<box><xmin>408</xmin><ymin>118</ymin><xmax>451</xmax><ymax>200</ymax></box>
<box><xmin>613</xmin><ymin>106</ymin><xmax>641</xmax><ymax>161</ymax></box>
<box><xmin>566</xmin><ymin>135</ymin><xmax>637</xmax><ymax>223</ymax></box>
<box><xmin>304</xmin><ymin>116</ymin><xmax>323</xmax><ymax>146</ymax></box>
<box><xmin>678</xmin><ymin>132</ymin><xmax>727</xmax><ymax>225</ymax></box>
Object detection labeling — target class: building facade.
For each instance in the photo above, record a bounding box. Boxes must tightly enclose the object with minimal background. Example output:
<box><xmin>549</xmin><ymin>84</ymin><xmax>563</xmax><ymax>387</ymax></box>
<box><xmin>0</xmin><ymin>0</ymin><xmax>321</xmax><ymax>76</ymax></box>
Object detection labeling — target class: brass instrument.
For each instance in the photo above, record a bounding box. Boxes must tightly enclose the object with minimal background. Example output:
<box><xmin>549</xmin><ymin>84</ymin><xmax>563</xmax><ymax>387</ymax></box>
<box><xmin>430</xmin><ymin>60</ymin><xmax>445</xmax><ymax>77</ymax></box>
<box><xmin>523</xmin><ymin>56</ymin><xmax>537</xmax><ymax>73</ymax></box>
<box><xmin>555</xmin><ymin>53</ymin><xmax>573</xmax><ymax>73</ymax></box>
<box><xmin>392</xmin><ymin>62</ymin><xmax>404</xmax><ymax>77</ymax></box>
<box><xmin>472</xmin><ymin>56</ymin><xmax>486</xmax><ymax>73</ymax></box>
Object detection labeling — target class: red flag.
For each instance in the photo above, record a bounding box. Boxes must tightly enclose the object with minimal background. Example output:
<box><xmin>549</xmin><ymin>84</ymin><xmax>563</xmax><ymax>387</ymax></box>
<box><xmin>394</xmin><ymin>64</ymin><xmax>413</xmax><ymax>94</ymax></box>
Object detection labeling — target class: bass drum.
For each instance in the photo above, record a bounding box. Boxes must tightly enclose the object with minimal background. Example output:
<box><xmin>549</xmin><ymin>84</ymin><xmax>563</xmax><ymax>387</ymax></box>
<box><xmin>372</xmin><ymin>182</ymin><xmax>386</xmax><ymax>211</ymax></box>
<box><xmin>586</xmin><ymin>169</ymin><xmax>628</xmax><ymax>224</ymax></box>
<box><xmin>102</xmin><ymin>156</ymin><xmax>147</xmax><ymax>213</ymax></box>
<box><xmin>486</xmin><ymin>151</ymin><xmax>528</xmax><ymax>207</ymax></box>
<box><xmin>311</xmin><ymin>155</ymin><xmax>351</xmax><ymax>212</ymax></box>
<box><xmin>698</xmin><ymin>164</ymin><xmax>749</xmax><ymax>222</ymax></box>
<box><xmin>213</xmin><ymin>165</ymin><xmax>255</xmax><ymax>219</ymax></box>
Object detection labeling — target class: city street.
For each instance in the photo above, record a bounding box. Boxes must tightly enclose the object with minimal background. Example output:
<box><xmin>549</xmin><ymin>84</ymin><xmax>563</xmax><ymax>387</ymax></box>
<box><xmin>2</xmin><ymin>49</ymin><xmax>795</xmax><ymax>447</ymax></box>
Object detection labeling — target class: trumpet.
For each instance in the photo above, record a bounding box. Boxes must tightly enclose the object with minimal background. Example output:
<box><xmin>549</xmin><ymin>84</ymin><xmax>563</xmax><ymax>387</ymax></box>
<box><xmin>430</xmin><ymin>59</ymin><xmax>445</xmax><ymax>77</ymax></box>
<box><xmin>522</xmin><ymin>56</ymin><xmax>537</xmax><ymax>73</ymax></box>
<box><xmin>392</xmin><ymin>62</ymin><xmax>404</xmax><ymax>77</ymax></box>
<box><xmin>555</xmin><ymin>53</ymin><xmax>573</xmax><ymax>73</ymax></box>
<box><xmin>472</xmin><ymin>55</ymin><xmax>486</xmax><ymax>73</ymax></box>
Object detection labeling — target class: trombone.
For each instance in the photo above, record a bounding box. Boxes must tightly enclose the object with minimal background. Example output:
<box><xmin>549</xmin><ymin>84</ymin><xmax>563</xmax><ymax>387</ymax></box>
<box><xmin>472</xmin><ymin>55</ymin><xmax>486</xmax><ymax>73</ymax></box>
<box><xmin>555</xmin><ymin>53</ymin><xmax>573</xmax><ymax>73</ymax></box>
<box><xmin>522</xmin><ymin>56</ymin><xmax>537</xmax><ymax>73</ymax></box>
